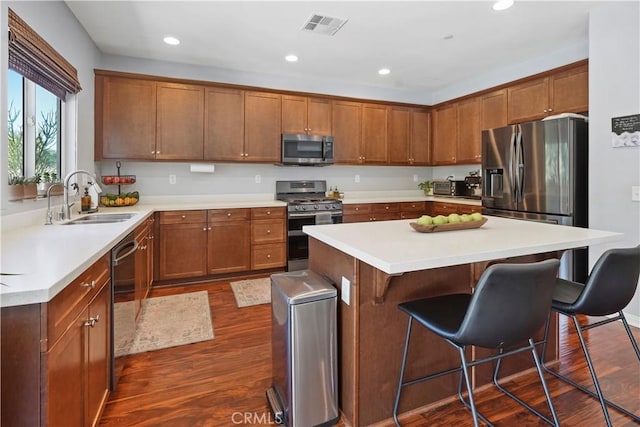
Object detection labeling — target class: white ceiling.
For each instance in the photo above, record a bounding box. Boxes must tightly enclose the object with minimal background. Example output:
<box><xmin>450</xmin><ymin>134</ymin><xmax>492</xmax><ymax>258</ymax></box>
<box><xmin>65</xmin><ymin>1</ymin><xmax>599</xmax><ymax>95</ymax></box>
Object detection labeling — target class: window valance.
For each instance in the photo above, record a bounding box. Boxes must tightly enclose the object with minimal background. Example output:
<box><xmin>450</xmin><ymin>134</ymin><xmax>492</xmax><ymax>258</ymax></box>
<box><xmin>8</xmin><ymin>8</ymin><xmax>82</xmax><ymax>99</ymax></box>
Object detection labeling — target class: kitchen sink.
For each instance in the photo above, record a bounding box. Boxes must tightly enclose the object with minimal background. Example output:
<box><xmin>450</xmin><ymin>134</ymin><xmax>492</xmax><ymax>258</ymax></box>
<box><xmin>63</xmin><ymin>213</ymin><xmax>138</xmax><ymax>225</ymax></box>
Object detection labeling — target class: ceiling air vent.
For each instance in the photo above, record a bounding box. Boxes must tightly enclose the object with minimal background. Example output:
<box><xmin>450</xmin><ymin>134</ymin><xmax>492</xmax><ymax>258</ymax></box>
<box><xmin>302</xmin><ymin>14</ymin><xmax>348</xmax><ymax>36</ymax></box>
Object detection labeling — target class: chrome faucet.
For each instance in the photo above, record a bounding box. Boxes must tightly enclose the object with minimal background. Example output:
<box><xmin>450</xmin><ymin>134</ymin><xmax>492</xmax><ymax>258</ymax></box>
<box><xmin>62</xmin><ymin>170</ymin><xmax>103</xmax><ymax>221</ymax></box>
<box><xmin>44</xmin><ymin>182</ymin><xmax>65</xmax><ymax>225</ymax></box>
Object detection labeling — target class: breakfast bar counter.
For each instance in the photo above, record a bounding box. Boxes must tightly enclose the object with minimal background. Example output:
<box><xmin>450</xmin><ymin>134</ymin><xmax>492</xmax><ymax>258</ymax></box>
<box><xmin>303</xmin><ymin>216</ymin><xmax>621</xmax><ymax>426</ymax></box>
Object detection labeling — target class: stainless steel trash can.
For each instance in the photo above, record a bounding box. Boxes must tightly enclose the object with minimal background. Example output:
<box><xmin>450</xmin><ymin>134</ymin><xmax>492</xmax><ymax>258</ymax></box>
<box><xmin>267</xmin><ymin>270</ymin><xmax>338</xmax><ymax>427</ymax></box>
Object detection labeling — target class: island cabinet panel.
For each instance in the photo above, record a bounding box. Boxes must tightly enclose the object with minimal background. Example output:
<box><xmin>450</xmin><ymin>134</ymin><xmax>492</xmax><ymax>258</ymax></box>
<box><xmin>134</xmin><ymin>220</ymin><xmax>153</xmax><ymax>318</ymax></box>
<box><xmin>282</xmin><ymin>95</ymin><xmax>332</xmax><ymax>135</ymax></box>
<box><xmin>456</xmin><ymin>97</ymin><xmax>482</xmax><ymax>164</ymax></box>
<box><xmin>481</xmin><ymin>89</ymin><xmax>508</xmax><ymax>131</ymax></box>
<box><xmin>332</xmin><ymin>100</ymin><xmax>363</xmax><ymax>163</ymax></box>
<box><xmin>1</xmin><ymin>254</ymin><xmax>112</xmax><ymax>427</ymax></box>
<box><xmin>97</xmin><ymin>75</ymin><xmax>156</xmax><ymax>160</ymax></box>
<box><xmin>432</xmin><ymin>103</ymin><xmax>458</xmax><ymax>165</ymax></box>
<box><xmin>362</xmin><ymin>103</ymin><xmax>388</xmax><ymax>164</ymax></box>
<box><xmin>204</xmin><ymin>87</ymin><xmax>245</xmax><ymax>161</ymax></box>
<box><xmin>156</xmin><ymin>82</ymin><xmax>205</xmax><ymax>160</ymax></box>
<box><xmin>157</xmin><ymin>211</ymin><xmax>208</xmax><ymax>280</ymax></box>
<box><xmin>244</xmin><ymin>91</ymin><xmax>282</xmax><ymax>162</ymax></box>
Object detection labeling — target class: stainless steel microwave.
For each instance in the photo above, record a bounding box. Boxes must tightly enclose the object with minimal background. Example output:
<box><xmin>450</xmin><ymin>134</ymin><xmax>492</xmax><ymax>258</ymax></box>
<box><xmin>281</xmin><ymin>134</ymin><xmax>334</xmax><ymax>166</ymax></box>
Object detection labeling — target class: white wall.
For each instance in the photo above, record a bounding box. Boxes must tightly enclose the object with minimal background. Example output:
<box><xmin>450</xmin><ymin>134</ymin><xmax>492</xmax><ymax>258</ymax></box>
<box><xmin>1</xmin><ymin>1</ymin><xmax>101</xmax><ymax>216</ymax></box>
<box><xmin>589</xmin><ymin>2</ymin><xmax>640</xmax><ymax>321</ymax></box>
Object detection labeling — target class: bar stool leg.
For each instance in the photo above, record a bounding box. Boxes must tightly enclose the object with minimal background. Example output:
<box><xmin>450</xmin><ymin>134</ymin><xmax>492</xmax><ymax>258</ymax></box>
<box><xmin>393</xmin><ymin>318</ymin><xmax>413</xmax><ymax>427</ymax></box>
<box><xmin>458</xmin><ymin>347</ymin><xmax>481</xmax><ymax>427</ymax></box>
<box><xmin>619</xmin><ymin>311</ymin><xmax>640</xmax><ymax>360</ymax></box>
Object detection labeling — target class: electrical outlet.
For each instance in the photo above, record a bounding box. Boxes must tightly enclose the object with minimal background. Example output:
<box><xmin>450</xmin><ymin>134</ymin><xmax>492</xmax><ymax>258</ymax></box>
<box><xmin>354</xmin><ymin>174</ymin><xmax>360</xmax><ymax>183</ymax></box>
<box><xmin>632</xmin><ymin>186</ymin><xmax>640</xmax><ymax>202</ymax></box>
<box><xmin>255</xmin><ymin>174</ymin><xmax>261</xmax><ymax>184</ymax></box>
<box><xmin>413</xmin><ymin>174</ymin><xmax>419</xmax><ymax>182</ymax></box>
<box><xmin>169</xmin><ymin>174</ymin><xmax>176</xmax><ymax>185</ymax></box>
<box><xmin>341</xmin><ymin>276</ymin><xmax>351</xmax><ymax>305</ymax></box>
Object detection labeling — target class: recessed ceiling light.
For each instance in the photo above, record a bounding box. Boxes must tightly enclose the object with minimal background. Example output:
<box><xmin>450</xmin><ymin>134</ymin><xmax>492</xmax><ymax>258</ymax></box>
<box><xmin>163</xmin><ymin>36</ymin><xmax>180</xmax><ymax>46</ymax></box>
<box><xmin>443</xmin><ymin>34</ymin><xmax>454</xmax><ymax>40</ymax></box>
<box><xmin>285</xmin><ymin>54</ymin><xmax>299</xmax><ymax>62</ymax></box>
<box><xmin>378</xmin><ymin>68</ymin><xmax>391</xmax><ymax>76</ymax></box>
<box><xmin>493</xmin><ymin>0</ymin><xmax>514</xmax><ymax>11</ymax></box>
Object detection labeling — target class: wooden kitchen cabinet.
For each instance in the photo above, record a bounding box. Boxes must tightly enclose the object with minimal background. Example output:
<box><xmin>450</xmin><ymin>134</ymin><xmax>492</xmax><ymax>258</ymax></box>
<box><xmin>389</xmin><ymin>107</ymin><xmax>431</xmax><ymax>165</ymax></box>
<box><xmin>432</xmin><ymin>103</ymin><xmax>458</xmax><ymax>165</ymax></box>
<box><xmin>362</xmin><ymin>103</ymin><xmax>388</xmax><ymax>164</ymax></box>
<box><xmin>1</xmin><ymin>254</ymin><xmax>112</xmax><ymax>427</ymax></box>
<box><xmin>282</xmin><ymin>95</ymin><xmax>332</xmax><ymax>135</ymax></box>
<box><xmin>204</xmin><ymin>87</ymin><xmax>245</xmax><ymax>161</ymax></box>
<box><xmin>456</xmin><ymin>97</ymin><xmax>482</xmax><ymax>164</ymax></box>
<box><xmin>207</xmin><ymin>209</ymin><xmax>251</xmax><ymax>274</ymax></box>
<box><xmin>343</xmin><ymin>202</ymin><xmax>408</xmax><ymax>222</ymax></box>
<box><xmin>250</xmin><ymin>207</ymin><xmax>286</xmax><ymax>270</ymax></box>
<box><xmin>244</xmin><ymin>91</ymin><xmax>282</xmax><ymax>162</ymax></box>
<box><xmin>332</xmin><ymin>100</ymin><xmax>362</xmax><ymax>163</ymax></box>
<box><xmin>134</xmin><ymin>217</ymin><xmax>154</xmax><ymax>318</ymax></box>
<box><xmin>156</xmin><ymin>82</ymin><xmax>204</xmax><ymax>160</ymax></box>
<box><xmin>157</xmin><ymin>210</ymin><xmax>208</xmax><ymax>281</ymax></box>
<box><xmin>481</xmin><ymin>89</ymin><xmax>508</xmax><ymax>131</ymax></box>
<box><xmin>507</xmin><ymin>63</ymin><xmax>588</xmax><ymax>123</ymax></box>
<box><xmin>400</xmin><ymin>201</ymin><xmax>427</xmax><ymax>219</ymax></box>
<box><xmin>431</xmin><ymin>201</ymin><xmax>481</xmax><ymax>216</ymax></box>
<box><xmin>96</xmin><ymin>75</ymin><xmax>156</xmax><ymax>160</ymax></box>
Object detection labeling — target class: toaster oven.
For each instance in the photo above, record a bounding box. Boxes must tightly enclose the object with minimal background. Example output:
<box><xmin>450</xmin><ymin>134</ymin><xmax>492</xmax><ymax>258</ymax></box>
<box><xmin>433</xmin><ymin>180</ymin><xmax>466</xmax><ymax>196</ymax></box>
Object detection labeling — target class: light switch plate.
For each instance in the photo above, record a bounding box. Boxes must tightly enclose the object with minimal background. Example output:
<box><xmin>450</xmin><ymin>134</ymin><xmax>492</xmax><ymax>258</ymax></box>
<box><xmin>632</xmin><ymin>186</ymin><xmax>640</xmax><ymax>202</ymax></box>
<box><xmin>169</xmin><ymin>174</ymin><xmax>176</xmax><ymax>185</ymax></box>
<box><xmin>355</xmin><ymin>174</ymin><xmax>360</xmax><ymax>183</ymax></box>
<box><xmin>341</xmin><ymin>276</ymin><xmax>350</xmax><ymax>305</ymax></box>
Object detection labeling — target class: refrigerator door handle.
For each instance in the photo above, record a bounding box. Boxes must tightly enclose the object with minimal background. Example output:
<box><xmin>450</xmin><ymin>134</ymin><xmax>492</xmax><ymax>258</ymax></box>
<box><xmin>516</xmin><ymin>125</ymin><xmax>525</xmax><ymax>202</ymax></box>
<box><xmin>509</xmin><ymin>127</ymin><xmax>518</xmax><ymax>200</ymax></box>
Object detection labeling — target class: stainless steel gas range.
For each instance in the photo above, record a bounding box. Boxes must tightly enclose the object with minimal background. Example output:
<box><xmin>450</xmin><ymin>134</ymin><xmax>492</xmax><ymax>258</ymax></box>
<box><xmin>276</xmin><ymin>180</ymin><xmax>343</xmax><ymax>271</ymax></box>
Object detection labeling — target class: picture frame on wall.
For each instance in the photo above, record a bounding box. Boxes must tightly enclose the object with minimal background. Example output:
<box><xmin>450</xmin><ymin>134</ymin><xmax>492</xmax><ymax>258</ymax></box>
<box><xmin>611</xmin><ymin>114</ymin><xmax>640</xmax><ymax>147</ymax></box>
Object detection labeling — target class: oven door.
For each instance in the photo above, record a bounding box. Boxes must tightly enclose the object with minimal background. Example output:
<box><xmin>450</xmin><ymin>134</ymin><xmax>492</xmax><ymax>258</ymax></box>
<box><xmin>287</xmin><ymin>212</ymin><xmax>342</xmax><ymax>270</ymax></box>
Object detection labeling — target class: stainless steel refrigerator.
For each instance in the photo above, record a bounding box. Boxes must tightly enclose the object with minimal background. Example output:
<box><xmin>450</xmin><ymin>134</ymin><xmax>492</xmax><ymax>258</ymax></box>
<box><xmin>482</xmin><ymin>116</ymin><xmax>588</xmax><ymax>282</ymax></box>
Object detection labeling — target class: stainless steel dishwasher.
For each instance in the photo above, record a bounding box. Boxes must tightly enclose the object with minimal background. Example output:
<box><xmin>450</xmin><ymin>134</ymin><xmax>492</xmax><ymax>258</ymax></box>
<box><xmin>267</xmin><ymin>270</ymin><xmax>338</xmax><ymax>426</ymax></box>
<box><xmin>110</xmin><ymin>231</ymin><xmax>138</xmax><ymax>390</ymax></box>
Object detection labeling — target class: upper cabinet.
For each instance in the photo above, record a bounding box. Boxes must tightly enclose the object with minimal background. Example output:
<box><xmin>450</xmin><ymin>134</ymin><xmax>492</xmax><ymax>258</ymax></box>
<box><xmin>282</xmin><ymin>95</ymin><xmax>332</xmax><ymax>135</ymax></box>
<box><xmin>244</xmin><ymin>91</ymin><xmax>282</xmax><ymax>162</ymax></box>
<box><xmin>481</xmin><ymin>89</ymin><xmax>508</xmax><ymax>131</ymax></box>
<box><xmin>388</xmin><ymin>107</ymin><xmax>431</xmax><ymax>165</ymax></box>
<box><xmin>456</xmin><ymin>97</ymin><xmax>482</xmax><ymax>164</ymax></box>
<box><xmin>507</xmin><ymin>63</ymin><xmax>588</xmax><ymax>123</ymax></box>
<box><xmin>156</xmin><ymin>82</ymin><xmax>204</xmax><ymax>160</ymax></box>
<box><xmin>204</xmin><ymin>87</ymin><xmax>245</xmax><ymax>161</ymax></box>
<box><xmin>332</xmin><ymin>100</ymin><xmax>362</xmax><ymax>163</ymax></box>
<box><xmin>361</xmin><ymin>103</ymin><xmax>388</xmax><ymax>164</ymax></box>
<box><xmin>97</xmin><ymin>76</ymin><xmax>156</xmax><ymax>160</ymax></box>
<box><xmin>432</xmin><ymin>103</ymin><xmax>457</xmax><ymax>165</ymax></box>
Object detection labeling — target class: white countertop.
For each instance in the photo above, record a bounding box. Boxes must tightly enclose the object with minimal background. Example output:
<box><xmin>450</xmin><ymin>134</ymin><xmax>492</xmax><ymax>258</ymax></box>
<box><xmin>0</xmin><ymin>197</ymin><xmax>286</xmax><ymax>308</ymax></box>
<box><xmin>303</xmin><ymin>216</ymin><xmax>623</xmax><ymax>275</ymax></box>
<box><xmin>340</xmin><ymin>195</ymin><xmax>481</xmax><ymax>206</ymax></box>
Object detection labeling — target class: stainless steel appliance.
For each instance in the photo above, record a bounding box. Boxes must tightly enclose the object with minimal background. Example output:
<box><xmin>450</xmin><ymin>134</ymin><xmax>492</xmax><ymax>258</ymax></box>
<box><xmin>110</xmin><ymin>232</ymin><xmax>138</xmax><ymax>389</ymax></box>
<box><xmin>464</xmin><ymin>171</ymin><xmax>482</xmax><ymax>199</ymax></box>
<box><xmin>268</xmin><ymin>270</ymin><xmax>338</xmax><ymax>427</ymax></box>
<box><xmin>433</xmin><ymin>179</ymin><xmax>467</xmax><ymax>197</ymax></box>
<box><xmin>276</xmin><ymin>180</ymin><xmax>342</xmax><ymax>271</ymax></box>
<box><xmin>280</xmin><ymin>134</ymin><xmax>334</xmax><ymax>166</ymax></box>
<box><xmin>482</xmin><ymin>116</ymin><xmax>588</xmax><ymax>281</ymax></box>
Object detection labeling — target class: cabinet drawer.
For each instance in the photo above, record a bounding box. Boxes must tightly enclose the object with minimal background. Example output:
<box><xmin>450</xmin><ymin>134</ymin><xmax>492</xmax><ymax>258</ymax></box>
<box><xmin>343</xmin><ymin>214</ymin><xmax>372</xmax><ymax>223</ymax></box>
<box><xmin>47</xmin><ymin>253</ymin><xmax>110</xmax><ymax>349</ymax></box>
<box><xmin>251</xmin><ymin>243</ymin><xmax>286</xmax><ymax>270</ymax></box>
<box><xmin>399</xmin><ymin>201</ymin><xmax>426</xmax><ymax>212</ymax></box>
<box><xmin>372</xmin><ymin>202</ymin><xmax>399</xmax><ymax>213</ymax></box>
<box><xmin>251</xmin><ymin>207</ymin><xmax>285</xmax><ymax>220</ymax></box>
<box><xmin>159</xmin><ymin>210</ymin><xmax>206</xmax><ymax>224</ymax></box>
<box><xmin>208</xmin><ymin>208</ymin><xmax>250</xmax><ymax>222</ymax></box>
<box><xmin>371</xmin><ymin>212</ymin><xmax>401</xmax><ymax>221</ymax></box>
<box><xmin>343</xmin><ymin>204</ymin><xmax>371</xmax><ymax>215</ymax></box>
<box><xmin>251</xmin><ymin>220</ymin><xmax>285</xmax><ymax>244</ymax></box>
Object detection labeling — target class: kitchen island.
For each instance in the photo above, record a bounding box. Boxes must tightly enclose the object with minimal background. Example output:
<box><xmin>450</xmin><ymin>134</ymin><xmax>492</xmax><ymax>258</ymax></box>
<box><xmin>303</xmin><ymin>216</ymin><xmax>622</xmax><ymax>426</ymax></box>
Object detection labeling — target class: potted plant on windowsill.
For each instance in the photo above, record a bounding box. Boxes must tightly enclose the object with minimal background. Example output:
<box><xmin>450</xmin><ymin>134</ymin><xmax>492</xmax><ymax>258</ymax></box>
<box><xmin>38</xmin><ymin>172</ymin><xmax>63</xmax><ymax>197</ymax></box>
<box><xmin>8</xmin><ymin>175</ymin><xmax>24</xmax><ymax>201</ymax></box>
<box><xmin>418</xmin><ymin>180</ymin><xmax>433</xmax><ymax>196</ymax></box>
<box><xmin>23</xmin><ymin>175</ymin><xmax>40</xmax><ymax>199</ymax></box>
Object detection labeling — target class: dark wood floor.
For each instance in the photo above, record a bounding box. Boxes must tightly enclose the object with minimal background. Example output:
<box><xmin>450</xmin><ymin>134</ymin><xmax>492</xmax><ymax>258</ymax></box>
<box><xmin>100</xmin><ymin>280</ymin><xmax>640</xmax><ymax>427</ymax></box>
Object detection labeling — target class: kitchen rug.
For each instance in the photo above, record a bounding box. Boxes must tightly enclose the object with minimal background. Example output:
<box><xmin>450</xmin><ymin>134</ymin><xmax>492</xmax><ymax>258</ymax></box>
<box><xmin>114</xmin><ymin>291</ymin><xmax>214</xmax><ymax>357</ymax></box>
<box><xmin>230</xmin><ymin>277</ymin><xmax>271</xmax><ymax>308</ymax></box>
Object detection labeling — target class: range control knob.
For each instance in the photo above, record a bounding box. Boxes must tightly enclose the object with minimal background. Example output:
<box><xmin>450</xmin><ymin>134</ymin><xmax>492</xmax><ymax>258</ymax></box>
<box><xmin>313</xmin><ymin>205</ymin><xmax>319</xmax><ymax>210</ymax></box>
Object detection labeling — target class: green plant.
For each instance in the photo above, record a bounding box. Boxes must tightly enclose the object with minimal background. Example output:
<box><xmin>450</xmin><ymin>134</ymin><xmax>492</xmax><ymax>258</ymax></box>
<box><xmin>418</xmin><ymin>180</ymin><xmax>433</xmax><ymax>194</ymax></box>
<box><xmin>24</xmin><ymin>175</ymin><xmax>41</xmax><ymax>185</ymax></box>
<box><xmin>8</xmin><ymin>175</ymin><xmax>24</xmax><ymax>185</ymax></box>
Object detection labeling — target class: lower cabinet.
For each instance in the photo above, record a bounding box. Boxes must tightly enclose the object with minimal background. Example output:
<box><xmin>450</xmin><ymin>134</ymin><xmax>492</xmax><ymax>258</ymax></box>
<box><xmin>400</xmin><ymin>201</ymin><xmax>427</xmax><ymax>219</ymax></box>
<box><xmin>345</xmin><ymin>202</ymin><xmax>429</xmax><ymax>222</ymax></box>
<box><xmin>134</xmin><ymin>218</ymin><xmax>153</xmax><ymax>317</ymax></box>
<box><xmin>430</xmin><ymin>201</ymin><xmax>481</xmax><ymax>216</ymax></box>
<box><xmin>1</xmin><ymin>254</ymin><xmax>112</xmax><ymax>427</ymax></box>
<box><xmin>157</xmin><ymin>207</ymin><xmax>286</xmax><ymax>282</ymax></box>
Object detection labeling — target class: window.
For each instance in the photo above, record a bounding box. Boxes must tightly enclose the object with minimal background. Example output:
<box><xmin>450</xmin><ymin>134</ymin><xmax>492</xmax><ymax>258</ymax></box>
<box><xmin>7</xmin><ymin>69</ymin><xmax>62</xmax><ymax>182</ymax></box>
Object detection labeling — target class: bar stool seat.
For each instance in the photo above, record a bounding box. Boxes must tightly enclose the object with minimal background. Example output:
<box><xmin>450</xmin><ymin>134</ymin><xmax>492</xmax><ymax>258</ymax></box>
<box><xmin>542</xmin><ymin>244</ymin><xmax>640</xmax><ymax>426</ymax></box>
<box><xmin>393</xmin><ymin>259</ymin><xmax>561</xmax><ymax>427</ymax></box>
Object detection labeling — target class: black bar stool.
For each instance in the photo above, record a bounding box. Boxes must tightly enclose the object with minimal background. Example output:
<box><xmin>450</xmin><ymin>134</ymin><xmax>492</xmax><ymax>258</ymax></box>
<box><xmin>393</xmin><ymin>259</ymin><xmax>561</xmax><ymax>427</ymax></box>
<box><xmin>541</xmin><ymin>244</ymin><xmax>640</xmax><ymax>426</ymax></box>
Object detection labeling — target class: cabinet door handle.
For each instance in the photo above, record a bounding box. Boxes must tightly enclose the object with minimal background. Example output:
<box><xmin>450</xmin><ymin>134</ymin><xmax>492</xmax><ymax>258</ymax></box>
<box><xmin>385</xmin><ymin>206</ymin><xmax>389</xmax><ymax>210</ymax></box>
<box><xmin>266</xmin><ymin>211</ymin><xmax>271</xmax><ymax>215</ymax></box>
<box><xmin>267</xmin><ymin>229</ymin><xmax>271</xmax><ymax>234</ymax></box>
<box><xmin>81</xmin><ymin>280</ymin><xmax>96</xmax><ymax>289</ymax></box>
<box><xmin>203</xmin><ymin>227</ymin><xmax>207</xmax><ymax>231</ymax></box>
<box><xmin>208</xmin><ymin>227</ymin><xmax>212</xmax><ymax>231</ymax></box>
<box><xmin>181</xmin><ymin>215</ymin><xmax>186</xmax><ymax>219</ymax></box>
<box><xmin>227</xmin><ymin>212</ymin><xmax>232</xmax><ymax>217</ymax></box>
<box><xmin>266</xmin><ymin>254</ymin><xmax>271</xmax><ymax>259</ymax></box>
<box><xmin>84</xmin><ymin>314</ymin><xmax>100</xmax><ymax>328</ymax></box>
